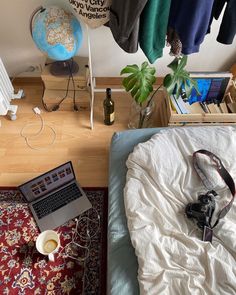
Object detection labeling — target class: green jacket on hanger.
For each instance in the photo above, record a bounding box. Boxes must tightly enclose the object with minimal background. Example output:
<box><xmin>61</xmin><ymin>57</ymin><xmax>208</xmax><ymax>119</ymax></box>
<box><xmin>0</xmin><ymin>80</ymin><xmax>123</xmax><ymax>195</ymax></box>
<box><xmin>139</xmin><ymin>0</ymin><xmax>171</xmax><ymax>63</ymax></box>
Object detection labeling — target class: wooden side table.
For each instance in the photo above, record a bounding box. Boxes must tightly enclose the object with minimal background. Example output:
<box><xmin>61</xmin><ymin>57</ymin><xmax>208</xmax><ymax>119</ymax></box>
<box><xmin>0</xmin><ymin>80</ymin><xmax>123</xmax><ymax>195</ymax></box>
<box><xmin>41</xmin><ymin>56</ymin><xmax>94</xmax><ymax>129</ymax></box>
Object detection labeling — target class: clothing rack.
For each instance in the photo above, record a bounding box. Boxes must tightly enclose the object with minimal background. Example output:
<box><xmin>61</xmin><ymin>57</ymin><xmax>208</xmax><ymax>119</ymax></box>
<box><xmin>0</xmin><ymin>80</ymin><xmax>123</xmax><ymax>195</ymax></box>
<box><xmin>86</xmin><ymin>25</ymin><xmax>95</xmax><ymax>130</ymax></box>
<box><xmin>86</xmin><ymin>25</ymin><xmax>125</xmax><ymax>130</ymax></box>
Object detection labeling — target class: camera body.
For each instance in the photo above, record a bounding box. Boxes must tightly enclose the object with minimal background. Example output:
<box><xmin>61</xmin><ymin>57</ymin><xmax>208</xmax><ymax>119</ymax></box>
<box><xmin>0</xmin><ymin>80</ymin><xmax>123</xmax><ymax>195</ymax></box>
<box><xmin>185</xmin><ymin>190</ymin><xmax>216</xmax><ymax>229</ymax></box>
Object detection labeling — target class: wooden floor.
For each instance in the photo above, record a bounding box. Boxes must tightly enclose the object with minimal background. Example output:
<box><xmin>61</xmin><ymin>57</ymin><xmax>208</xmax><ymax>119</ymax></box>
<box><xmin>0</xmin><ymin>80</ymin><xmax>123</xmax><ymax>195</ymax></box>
<box><xmin>0</xmin><ymin>84</ymin><xmax>135</xmax><ymax>187</ymax></box>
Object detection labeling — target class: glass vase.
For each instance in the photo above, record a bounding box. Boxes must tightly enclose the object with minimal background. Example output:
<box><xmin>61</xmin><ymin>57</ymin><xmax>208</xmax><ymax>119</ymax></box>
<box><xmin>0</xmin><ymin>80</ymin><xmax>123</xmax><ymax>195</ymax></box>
<box><xmin>128</xmin><ymin>100</ymin><xmax>155</xmax><ymax>129</ymax></box>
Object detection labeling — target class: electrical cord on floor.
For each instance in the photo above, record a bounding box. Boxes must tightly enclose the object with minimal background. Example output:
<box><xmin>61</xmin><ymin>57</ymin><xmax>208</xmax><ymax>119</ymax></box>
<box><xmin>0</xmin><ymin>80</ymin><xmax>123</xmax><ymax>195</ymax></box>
<box><xmin>42</xmin><ymin>58</ymin><xmax>79</xmax><ymax>112</ymax></box>
<box><xmin>58</xmin><ymin>207</ymin><xmax>100</xmax><ymax>262</ymax></box>
<box><xmin>68</xmin><ymin>59</ymin><xmax>79</xmax><ymax>112</ymax></box>
<box><xmin>20</xmin><ymin>109</ymin><xmax>56</xmax><ymax>150</ymax></box>
<box><xmin>41</xmin><ymin>73</ymin><xmax>71</xmax><ymax>112</ymax></box>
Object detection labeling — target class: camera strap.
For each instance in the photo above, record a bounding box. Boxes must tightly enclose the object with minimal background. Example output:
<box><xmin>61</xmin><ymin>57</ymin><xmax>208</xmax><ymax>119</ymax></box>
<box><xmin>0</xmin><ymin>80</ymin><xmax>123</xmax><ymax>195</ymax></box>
<box><xmin>193</xmin><ymin>149</ymin><xmax>235</xmax><ymax>229</ymax></box>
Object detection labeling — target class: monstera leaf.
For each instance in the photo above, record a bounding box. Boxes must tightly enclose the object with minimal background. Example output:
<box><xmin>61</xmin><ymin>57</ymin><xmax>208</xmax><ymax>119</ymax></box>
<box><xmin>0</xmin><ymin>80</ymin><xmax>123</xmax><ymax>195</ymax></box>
<box><xmin>163</xmin><ymin>55</ymin><xmax>200</xmax><ymax>98</ymax></box>
<box><xmin>120</xmin><ymin>62</ymin><xmax>156</xmax><ymax>104</ymax></box>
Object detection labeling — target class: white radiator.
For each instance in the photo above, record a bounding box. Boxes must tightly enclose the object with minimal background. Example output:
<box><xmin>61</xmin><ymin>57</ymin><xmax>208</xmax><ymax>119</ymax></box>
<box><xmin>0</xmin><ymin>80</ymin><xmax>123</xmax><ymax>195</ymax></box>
<box><xmin>0</xmin><ymin>58</ymin><xmax>23</xmax><ymax>120</ymax></box>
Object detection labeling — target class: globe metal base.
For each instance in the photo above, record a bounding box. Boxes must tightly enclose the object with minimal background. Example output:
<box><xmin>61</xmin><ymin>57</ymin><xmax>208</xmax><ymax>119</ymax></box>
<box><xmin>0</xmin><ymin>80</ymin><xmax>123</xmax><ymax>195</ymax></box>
<box><xmin>50</xmin><ymin>59</ymin><xmax>79</xmax><ymax>76</ymax></box>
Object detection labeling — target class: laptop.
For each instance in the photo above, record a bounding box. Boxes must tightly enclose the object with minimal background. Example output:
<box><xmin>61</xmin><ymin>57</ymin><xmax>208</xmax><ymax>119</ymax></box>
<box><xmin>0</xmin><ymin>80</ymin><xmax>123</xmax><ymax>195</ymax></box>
<box><xmin>18</xmin><ymin>161</ymin><xmax>92</xmax><ymax>232</ymax></box>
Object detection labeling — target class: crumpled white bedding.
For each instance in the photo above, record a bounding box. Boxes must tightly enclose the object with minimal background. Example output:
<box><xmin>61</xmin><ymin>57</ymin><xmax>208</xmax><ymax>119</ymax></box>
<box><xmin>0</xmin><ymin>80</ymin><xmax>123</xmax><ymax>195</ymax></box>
<box><xmin>124</xmin><ymin>126</ymin><xmax>236</xmax><ymax>295</ymax></box>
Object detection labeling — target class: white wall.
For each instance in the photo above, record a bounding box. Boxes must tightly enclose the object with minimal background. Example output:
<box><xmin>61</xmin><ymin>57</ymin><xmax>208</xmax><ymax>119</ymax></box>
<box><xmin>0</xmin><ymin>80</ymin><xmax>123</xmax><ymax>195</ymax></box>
<box><xmin>0</xmin><ymin>0</ymin><xmax>235</xmax><ymax>77</ymax></box>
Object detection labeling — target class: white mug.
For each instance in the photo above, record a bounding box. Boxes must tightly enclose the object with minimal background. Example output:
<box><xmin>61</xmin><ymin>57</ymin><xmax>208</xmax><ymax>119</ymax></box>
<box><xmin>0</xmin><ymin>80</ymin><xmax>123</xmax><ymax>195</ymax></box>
<box><xmin>36</xmin><ymin>230</ymin><xmax>60</xmax><ymax>262</ymax></box>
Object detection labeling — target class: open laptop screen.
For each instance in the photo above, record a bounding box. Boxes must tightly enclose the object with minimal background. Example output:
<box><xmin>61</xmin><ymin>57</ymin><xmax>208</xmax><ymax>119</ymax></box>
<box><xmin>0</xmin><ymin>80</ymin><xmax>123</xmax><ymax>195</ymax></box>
<box><xmin>18</xmin><ymin>161</ymin><xmax>75</xmax><ymax>202</ymax></box>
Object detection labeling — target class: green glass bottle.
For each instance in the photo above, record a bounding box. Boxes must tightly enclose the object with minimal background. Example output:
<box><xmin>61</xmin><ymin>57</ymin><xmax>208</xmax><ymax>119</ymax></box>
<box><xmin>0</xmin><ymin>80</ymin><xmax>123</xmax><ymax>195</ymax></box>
<box><xmin>103</xmin><ymin>88</ymin><xmax>115</xmax><ymax>125</ymax></box>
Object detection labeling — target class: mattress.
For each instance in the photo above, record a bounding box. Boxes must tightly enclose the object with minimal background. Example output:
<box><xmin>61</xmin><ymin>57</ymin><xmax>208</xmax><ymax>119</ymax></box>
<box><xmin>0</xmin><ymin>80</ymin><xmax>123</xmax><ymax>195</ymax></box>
<box><xmin>107</xmin><ymin>128</ymin><xmax>163</xmax><ymax>295</ymax></box>
<box><xmin>124</xmin><ymin>126</ymin><xmax>236</xmax><ymax>294</ymax></box>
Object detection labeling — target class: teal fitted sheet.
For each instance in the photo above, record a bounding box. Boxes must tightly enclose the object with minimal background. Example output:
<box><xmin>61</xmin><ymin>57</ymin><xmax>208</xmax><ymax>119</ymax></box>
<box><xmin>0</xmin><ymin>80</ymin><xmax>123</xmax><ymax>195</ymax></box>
<box><xmin>107</xmin><ymin>128</ymin><xmax>164</xmax><ymax>295</ymax></box>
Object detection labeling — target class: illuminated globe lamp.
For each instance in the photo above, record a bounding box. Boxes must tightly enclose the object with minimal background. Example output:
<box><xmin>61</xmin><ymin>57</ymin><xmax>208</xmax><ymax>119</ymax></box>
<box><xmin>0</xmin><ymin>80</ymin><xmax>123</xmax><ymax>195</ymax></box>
<box><xmin>30</xmin><ymin>6</ymin><xmax>83</xmax><ymax>76</ymax></box>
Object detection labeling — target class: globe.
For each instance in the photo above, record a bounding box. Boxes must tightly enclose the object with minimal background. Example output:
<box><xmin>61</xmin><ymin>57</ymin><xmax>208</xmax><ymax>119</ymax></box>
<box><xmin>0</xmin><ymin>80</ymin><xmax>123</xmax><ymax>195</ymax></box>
<box><xmin>30</xmin><ymin>6</ymin><xmax>83</xmax><ymax>76</ymax></box>
<box><xmin>32</xmin><ymin>6</ymin><xmax>83</xmax><ymax>62</ymax></box>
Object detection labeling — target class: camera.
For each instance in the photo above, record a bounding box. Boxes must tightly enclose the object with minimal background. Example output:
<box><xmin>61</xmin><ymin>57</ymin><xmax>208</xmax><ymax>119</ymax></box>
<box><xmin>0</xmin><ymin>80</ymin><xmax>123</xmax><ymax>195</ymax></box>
<box><xmin>185</xmin><ymin>190</ymin><xmax>216</xmax><ymax>229</ymax></box>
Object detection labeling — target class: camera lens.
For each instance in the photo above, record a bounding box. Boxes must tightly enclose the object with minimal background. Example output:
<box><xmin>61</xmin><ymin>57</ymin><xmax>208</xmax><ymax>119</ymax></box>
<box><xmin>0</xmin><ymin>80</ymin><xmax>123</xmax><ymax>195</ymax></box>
<box><xmin>201</xmin><ymin>196</ymin><xmax>210</xmax><ymax>204</ymax></box>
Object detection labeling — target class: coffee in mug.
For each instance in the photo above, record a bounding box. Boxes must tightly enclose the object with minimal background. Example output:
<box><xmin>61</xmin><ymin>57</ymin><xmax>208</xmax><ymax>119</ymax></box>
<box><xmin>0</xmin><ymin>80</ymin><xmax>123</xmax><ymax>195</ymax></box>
<box><xmin>43</xmin><ymin>239</ymin><xmax>58</xmax><ymax>253</ymax></box>
<box><xmin>36</xmin><ymin>230</ymin><xmax>60</xmax><ymax>262</ymax></box>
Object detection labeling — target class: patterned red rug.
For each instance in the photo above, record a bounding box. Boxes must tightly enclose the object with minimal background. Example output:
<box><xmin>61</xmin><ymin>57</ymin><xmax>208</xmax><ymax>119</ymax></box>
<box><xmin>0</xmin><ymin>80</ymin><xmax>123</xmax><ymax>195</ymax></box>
<box><xmin>0</xmin><ymin>187</ymin><xmax>107</xmax><ymax>295</ymax></box>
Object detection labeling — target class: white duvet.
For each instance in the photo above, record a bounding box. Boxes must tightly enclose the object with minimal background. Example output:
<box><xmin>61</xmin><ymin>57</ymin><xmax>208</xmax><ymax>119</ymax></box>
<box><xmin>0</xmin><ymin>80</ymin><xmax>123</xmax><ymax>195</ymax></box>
<box><xmin>124</xmin><ymin>126</ymin><xmax>236</xmax><ymax>295</ymax></box>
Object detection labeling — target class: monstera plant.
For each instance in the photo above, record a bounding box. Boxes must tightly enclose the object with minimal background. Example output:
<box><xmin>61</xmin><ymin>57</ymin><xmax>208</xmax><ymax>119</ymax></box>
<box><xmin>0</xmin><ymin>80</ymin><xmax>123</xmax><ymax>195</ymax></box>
<box><xmin>121</xmin><ymin>55</ymin><xmax>199</xmax><ymax>128</ymax></box>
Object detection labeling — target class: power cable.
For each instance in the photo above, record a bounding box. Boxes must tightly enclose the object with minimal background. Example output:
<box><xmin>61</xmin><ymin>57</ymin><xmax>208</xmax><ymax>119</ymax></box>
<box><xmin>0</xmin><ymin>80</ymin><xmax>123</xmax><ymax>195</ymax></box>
<box><xmin>58</xmin><ymin>207</ymin><xmax>100</xmax><ymax>262</ymax></box>
<box><xmin>20</xmin><ymin>110</ymin><xmax>56</xmax><ymax>150</ymax></box>
<box><xmin>41</xmin><ymin>58</ymin><xmax>79</xmax><ymax>112</ymax></box>
<box><xmin>68</xmin><ymin>59</ymin><xmax>79</xmax><ymax>111</ymax></box>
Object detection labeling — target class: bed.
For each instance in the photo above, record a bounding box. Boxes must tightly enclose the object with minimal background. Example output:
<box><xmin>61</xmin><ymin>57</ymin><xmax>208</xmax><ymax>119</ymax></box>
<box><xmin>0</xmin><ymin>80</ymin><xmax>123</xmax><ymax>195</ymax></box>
<box><xmin>108</xmin><ymin>128</ymin><xmax>163</xmax><ymax>295</ymax></box>
<box><xmin>107</xmin><ymin>126</ymin><xmax>236</xmax><ymax>295</ymax></box>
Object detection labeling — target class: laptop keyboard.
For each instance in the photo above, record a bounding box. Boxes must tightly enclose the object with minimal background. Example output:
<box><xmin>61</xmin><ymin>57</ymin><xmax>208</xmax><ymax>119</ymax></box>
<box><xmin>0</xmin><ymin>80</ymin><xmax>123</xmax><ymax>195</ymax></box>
<box><xmin>32</xmin><ymin>183</ymin><xmax>83</xmax><ymax>219</ymax></box>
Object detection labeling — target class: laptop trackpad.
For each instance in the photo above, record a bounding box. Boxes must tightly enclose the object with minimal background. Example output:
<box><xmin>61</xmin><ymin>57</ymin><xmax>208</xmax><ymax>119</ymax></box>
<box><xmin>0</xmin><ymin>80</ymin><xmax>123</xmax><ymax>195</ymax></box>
<box><xmin>38</xmin><ymin>196</ymin><xmax>92</xmax><ymax>232</ymax></box>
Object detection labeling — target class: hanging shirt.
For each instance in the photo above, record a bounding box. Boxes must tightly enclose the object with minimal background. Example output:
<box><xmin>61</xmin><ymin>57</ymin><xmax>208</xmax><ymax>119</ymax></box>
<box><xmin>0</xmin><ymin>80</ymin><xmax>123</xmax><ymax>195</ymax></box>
<box><xmin>168</xmin><ymin>0</ymin><xmax>214</xmax><ymax>54</ymax></box>
<box><xmin>68</xmin><ymin>0</ymin><xmax>111</xmax><ymax>29</ymax></box>
<box><xmin>139</xmin><ymin>0</ymin><xmax>171</xmax><ymax>64</ymax></box>
<box><xmin>109</xmin><ymin>0</ymin><xmax>148</xmax><ymax>53</ymax></box>
<box><xmin>209</xmin><ymin>0</ymin><xmax>236</xmax><ymax>44</ymax></box>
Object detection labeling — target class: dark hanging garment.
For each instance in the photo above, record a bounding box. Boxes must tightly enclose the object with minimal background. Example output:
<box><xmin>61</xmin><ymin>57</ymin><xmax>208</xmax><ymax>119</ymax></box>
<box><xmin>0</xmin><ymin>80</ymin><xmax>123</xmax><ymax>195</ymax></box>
<box><xmin>209</xmin><ymin>0</ymin><xmax>236</xmax><ymax>44</ymax></box>
<box><xmin>168</xmin><ymin>0</ymin><xmax>214</xmax><ymax>55</ymax></box>
<box><xmin>109</xmin><ymin>0</ymin><xmax>148</xmax><ymax>53</ymax></box>
<box><xmin>139</xmin><ymin>0</ymin><xmax>171</xmax><ymax>63</ymax></box>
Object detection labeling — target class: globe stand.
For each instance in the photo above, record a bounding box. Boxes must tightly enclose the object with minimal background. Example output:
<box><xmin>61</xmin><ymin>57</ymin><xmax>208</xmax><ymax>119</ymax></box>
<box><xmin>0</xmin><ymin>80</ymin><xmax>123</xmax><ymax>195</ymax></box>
<box><xmin>50</xmin><ymin>59</ymin><xmax>79</xmax><ymax>76</ymax></box>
